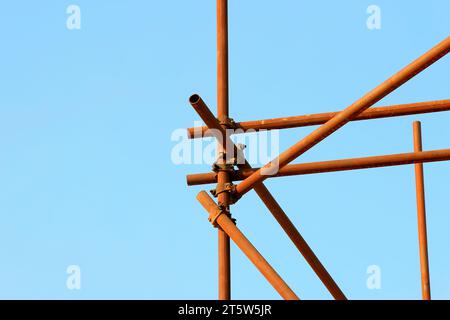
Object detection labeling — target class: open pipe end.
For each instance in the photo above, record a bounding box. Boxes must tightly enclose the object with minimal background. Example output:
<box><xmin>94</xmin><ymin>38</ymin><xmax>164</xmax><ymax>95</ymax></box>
<box><xmin>189</xmin><ymin>94</ymin><xmax>201</xmax><ymax>105</ymax></box>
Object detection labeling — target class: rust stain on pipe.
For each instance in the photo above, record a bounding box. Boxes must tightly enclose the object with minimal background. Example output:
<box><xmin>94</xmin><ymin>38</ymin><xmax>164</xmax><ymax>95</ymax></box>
<box><xmin>189</xmin><ymin>95</ymin><xmax>346</xmax><ymax>300</ymax></box>
<box><xmin>413</xmin><ymin>121</ymin><xmax>431</xmax><ymax>300</ymax></box>
<box><xmin>197</xmin><ymin>191</ymin><xmax>300</xmax><ymax>300</ymax></box>
<box><xmin>186</xmin><ymin>149</ymin><xmax>450</xmax><ymax>186</ymax></box>
<box><xmin>187</xmin><ymin>99</ymin><xmax>450</xmax><ymax>139</ymax></box>
<box><xmin>235</xmin><ymin>37</ymin><xmax>450</xmax><ymax>197</ymax></box>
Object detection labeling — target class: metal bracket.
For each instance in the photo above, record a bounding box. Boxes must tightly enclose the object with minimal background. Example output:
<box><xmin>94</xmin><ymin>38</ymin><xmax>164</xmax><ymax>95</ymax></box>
<box><xmin>229</xmin><ymin>187</ymin><xmax>242</xmax><ymax>205</ymax></box>
<box><xmin>212</xmin><ymin>151</ymin><xmax>237</xmax><ymax>173</ymax></box>
<box><xmin>208</xmin><ymin>206</ymin><xmax>229</xmax><ymax>228</ymax></box>
<box><xmin>212</xmin><ymin>162</ymin><xmax>235</xmax><ymax>173</ymax></box>
<box><xmin>208</xmin><ymin>205</ymin><xmax>232</xmax><ymax>228</ymax></box>
<box><xmin>210</xmin><ymin>182</ymin><xmax>234</xmax><ymax>198</ymax></box>
<box><xmin>210</xmin><ymin>182</ymin><xmax>241</xmax><ymax>205</ymax></box>
<box><xmin>218</xmin><ymin>116</ymin><xmax>237</xmax><ymax>129</ymax></box>
<box><xmin>208</xmin><ymin>207</ymin><xmax>222</xmax><ymax>228</ymax></box>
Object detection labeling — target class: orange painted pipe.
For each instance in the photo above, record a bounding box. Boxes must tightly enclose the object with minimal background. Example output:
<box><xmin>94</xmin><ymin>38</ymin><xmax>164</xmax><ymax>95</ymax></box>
<box><xmin>413</xmin><ymin>121</ymin><xmax>431</xmax><ymax>300</ymax></box>
<box><xmin>197</xmin><ymin>191</ymin><xmax>300</xmax><ymax>300</ymax></box>
<box><xmin>186</xmin><ymin>149</ymin><xmax>450</xmax><ymax>186</ymax></box>
<box><xmin>187</xmin><ymin>99</ymin><xmax>450</xmax><ymax>139</ymax></box>
<box><xmin>189</xmin><ymin>95</ymin><xmax>346</xmax><ymax>299</ymax></box>
<box><xmin>235</xmin><ymin>37</ymin><xmax>450</xmax><ymax>197</ymax></box>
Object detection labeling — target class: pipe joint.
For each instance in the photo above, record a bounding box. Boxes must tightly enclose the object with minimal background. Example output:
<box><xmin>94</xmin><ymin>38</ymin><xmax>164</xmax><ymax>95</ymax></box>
<box><xmin>212</xmin><ymin>151</ymin><xmax>238</xmax><ymax>173</ymax></box>
<box><xmin>218</xmin><ymin>116</ymin><xmax>237</xmax><ymax>129</ymax></box>
<box><xmin>210</xmin><ymin>182</ymin><xmax>241</xmax><ymax>205</ymax></box>
<box><xmin>208</xmin><ymin>205</ymin><xmax>234</xmax><ymax>228</ymax></box>
<box><xmin>212</xmin><ymin>162</ymin><xmax>235</xmax><ymax>173</ymax></box>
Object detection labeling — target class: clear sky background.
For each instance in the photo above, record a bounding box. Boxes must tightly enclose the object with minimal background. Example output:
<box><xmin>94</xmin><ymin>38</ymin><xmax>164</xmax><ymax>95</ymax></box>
<box><xmin>0</xmin><ymin>1</ymin><xmax>449</xmax><ymax>300</ymax></box>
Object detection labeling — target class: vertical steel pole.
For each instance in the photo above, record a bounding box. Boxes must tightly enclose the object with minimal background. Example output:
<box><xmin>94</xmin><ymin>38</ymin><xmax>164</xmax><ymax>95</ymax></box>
<box><xmin>217</xmin><ymin>0</ymin><xmax>231</xmax><ymax>300</ymax></box>
<box><xmin>413</xmin><ymin>121</ymin><xmax>431</xmax><ymax>300</ymax></box>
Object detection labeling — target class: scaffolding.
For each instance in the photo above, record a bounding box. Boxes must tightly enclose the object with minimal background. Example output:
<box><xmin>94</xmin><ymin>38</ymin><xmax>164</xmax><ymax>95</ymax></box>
<box><xmin>185</xmin><ymin>0</ymin><xmax>449</xmax><ymax>300</ymax></box>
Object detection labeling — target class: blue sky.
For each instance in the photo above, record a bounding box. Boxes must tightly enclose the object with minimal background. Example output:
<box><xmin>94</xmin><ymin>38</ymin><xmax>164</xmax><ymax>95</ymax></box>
<box><xmin>0</xmin><ymin>1</ymin><xmax>449</xmax><ymax>299</ymax></box>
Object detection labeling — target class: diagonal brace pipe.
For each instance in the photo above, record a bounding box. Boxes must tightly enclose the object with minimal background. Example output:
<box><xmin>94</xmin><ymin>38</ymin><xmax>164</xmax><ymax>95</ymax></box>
<box><xmin>197</xmin><ymin>191</ymin><xmax>299</xmax><ymax>300</ymax></box>
<box><xmin>234</xmin><ymin>36</ymin><xmax>450</xmax><ymax>197</ymax></box>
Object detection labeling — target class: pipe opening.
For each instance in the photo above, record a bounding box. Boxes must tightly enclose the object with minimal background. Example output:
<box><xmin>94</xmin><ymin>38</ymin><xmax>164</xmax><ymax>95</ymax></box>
<box><xmin>189</xmin><ymin>94</ymin><xmax>200</xmax><ymax>104</ymax></box>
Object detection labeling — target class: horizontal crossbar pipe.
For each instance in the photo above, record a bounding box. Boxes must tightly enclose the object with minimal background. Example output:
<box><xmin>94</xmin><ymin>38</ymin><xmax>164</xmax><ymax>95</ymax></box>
<box><xmin>234</xmin><ymin>36</ymin><xmax>450</xmax><ymax>197</ymax></box>
<box><xmin>187</xmin><ymin>99</ymin><xmax>450</xmax><ymax>139</ymax></box>
<box><xmin>197</xmin><ymin>191</ymin><xmax>300</xmax><ymax>300</ymax></box>
<box><xmin>189</xmin><ymin>95</ymin><xmax>347</xmax><ymax>300</ymax></box>
<box><xmin>187</xmin><ymin>148</ymin><xmax>450</xmax><ymax>186</ymax></box>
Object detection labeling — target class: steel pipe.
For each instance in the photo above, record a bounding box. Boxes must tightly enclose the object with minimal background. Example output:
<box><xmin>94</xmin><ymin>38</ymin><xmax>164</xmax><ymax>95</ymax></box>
<box><xmin>186</xmin><ymin>149</ymin><xmax>450</xmax><ymax>186</ymax></box>
<box><xmin>234</xmin><ymin>37</ymin><xmax>450</xmax><ymax>197</ymax></box>
<box><xmin>187</xmin><ymin>99</ymin><xmax>450</xmax><ymax>139</ymax></box>
<box><xmin>217</xmin><ymin>0</ymin><xmax>231</xmax><ymax>300</ymax></box>
<box><xmin>252</xmin><ymin>185</ymin><xmax>346</xmax><ymax>300</ymax></box>
<box><xmin>413</xmin><ymin>121</ymin><xmax>431</xmax><ymax>300</ymax></box>
<box><xmin>197</xmin><ymin>191</ymin><xmax>300</xmax><ymax>300</ymax></box>
<box><xmin>189</xmin><ymin>94</ymin><xmax>346</xmax><ymax>300</ymax></box>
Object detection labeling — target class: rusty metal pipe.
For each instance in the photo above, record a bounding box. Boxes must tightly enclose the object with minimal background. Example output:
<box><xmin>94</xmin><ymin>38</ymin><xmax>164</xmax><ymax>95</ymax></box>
<box><xmin>217</xmin><ymin>0</ymin><xmax>229</xmax><ymax>118</ymax></box>
<box><xmin>218</xmin><ymin>226</ymin><xmax>230</xmax><ymax>300</ymax></box>
<box><xmin>197</xmin><ymin>191</ymin><xmax>300</xmax><ymax>300</ymax></box>
<box><xmin>253</xmin><ymin>186</ymin><xmax>346</xmax><ymax>300</ymax></box>
<box><xmin>186</xmin><ymin>148</ymin><xmax>450</xmax><ymax>186</ymax></box>
<box><xmin>234</xmin><ymin>37</ymin><xmax>450</xmax><ymax>197</ymax></box>
<box><xmin>187</xmin><ymin>99</ymin><xmax>450</xmax><ymax>139</ymax></box>
<box><xmin>217</xmin><ymin>0</ymin><xmax>231</xmax><ymax>300</ymax></box>
<box><xmin>189</xmin><ymin>95</ymin><xmax>346</xmax><ymax>299</ymax></box>
<box><xmin>413</xmin><ymin>121</ymin><xmax>431</xmax><ymax>300</ymax></box>
<box><xmin>189</xmin><ymin>94</ymin><xmax>227</xmax><ymax>142</ymax></box>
